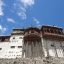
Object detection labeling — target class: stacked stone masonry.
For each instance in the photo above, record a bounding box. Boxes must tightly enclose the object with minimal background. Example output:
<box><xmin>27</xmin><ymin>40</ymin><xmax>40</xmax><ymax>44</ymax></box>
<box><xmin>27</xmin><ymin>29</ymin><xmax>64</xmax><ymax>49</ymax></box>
<box><xmin>0</xmin><ymin>57</ymin><xmax>64</xmax><ymax>64</ymax></box>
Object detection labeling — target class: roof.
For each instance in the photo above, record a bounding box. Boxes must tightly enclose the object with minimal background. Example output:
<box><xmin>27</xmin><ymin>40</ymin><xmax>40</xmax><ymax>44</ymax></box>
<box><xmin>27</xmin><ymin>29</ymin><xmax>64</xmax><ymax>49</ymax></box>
<box><xmin>13</xmin><ymin>28</ymin><xmax>25</xmax><ymax>31</ymax></box>
<box><xmin>0</xmin><ymin>36</ymin><xmax>10</xmax><ymax>38</ymax></box>
<box><xmin>24</xmin><ymin>27</ymin><xmax>40</xmax><ymax>32</ymax></box>
<box><xmin>0</xmin><ymin>36</ymin><xmax>10</xmax><ymax>42</ymax></box>
<box><xmin>41</xmin><ymin>25</ymin><xmax>63</xmax><ymax>30</ymax></box>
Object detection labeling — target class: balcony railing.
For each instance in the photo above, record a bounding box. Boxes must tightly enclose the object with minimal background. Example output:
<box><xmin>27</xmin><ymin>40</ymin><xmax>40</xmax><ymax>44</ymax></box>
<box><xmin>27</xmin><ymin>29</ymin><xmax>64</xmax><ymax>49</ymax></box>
<box><xmin>24</xmin><ymin>32</ymin><xmax>41</xmax><ymax>37</ymax></box>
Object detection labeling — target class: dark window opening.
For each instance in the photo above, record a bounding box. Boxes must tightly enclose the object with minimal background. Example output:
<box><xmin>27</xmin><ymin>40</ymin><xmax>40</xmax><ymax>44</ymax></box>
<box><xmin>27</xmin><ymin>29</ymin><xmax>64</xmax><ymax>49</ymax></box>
<box><xmin>55</xmin><ymin>30</ymin><xmax>58</xmax><ymax>34</ymax></box>
<box><xmin>18</xmin><ymin>46</ymin><xmax>22</xmax><ymax>48</ymax></box>
<box><xmin>0</xmin><ymin>39</ymin><xmax>2</xmax><ymax>42</ymax></box>
<box><xmin>50</xmin><ymin>30</ymin><xmax>53</xmax><ymax>33</ymax></box>
<box><xmin>44</xmin><ymin>30</ymin><xmax>47</xmax><ymax>32</ymax></box>
<box><xmin>51</xmin><ymin>44</ymin><xmax>54</xmax><ymax>47</ymax></box>
<box><xmin>14</xmin><ymin>61</ymin><xmax>17</xmax><ymax>64</ymax></box>
<box><xmin>11</xmin><ymin>46</ymin><xmax>15</xmax><ymax>48</ymax></box>
<box><xmin>47</xmin><ymin>29</ymin><xmax>49</xmax><ymax>32</ymax></box>
<box><xmin>13</xmin><ymin>37</ymin><xmax>15</xmax><ymax>39</ymax></box>
<box><xmin>0</xmin><ymin>48</ymin><xmax>2</xmax><ymax>50</ymax></box>
<box><xmin>1</xmin><ymin>38</ymin><xmax>5</xmax><ymax>42</ymax></box>
<box><xmin>63</xmin><ymin>49</ymin><xmax>64</xmax><ymax>51</ymax></box>
<box><xmin>31</xmin><ymin>30</ymin><xmax>34</xmax><ymax>33</ymax></box>
<box><xmin>58</xmin><ymin>30</ymin><xmax>62</xmax><ymax>34</ymax></box>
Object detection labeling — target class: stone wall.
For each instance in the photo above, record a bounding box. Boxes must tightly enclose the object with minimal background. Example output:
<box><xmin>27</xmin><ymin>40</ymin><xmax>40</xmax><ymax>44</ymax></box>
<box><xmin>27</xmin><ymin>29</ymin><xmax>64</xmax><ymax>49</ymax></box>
<box><xmin>0</xmin><ymin>57</ymin><xmax>64</xmax><ymax>64</ymax></box>
<box><xmin>42</xmin><ymin>38</ymin><xmax>64</xmax><ymax>57</ymax></box>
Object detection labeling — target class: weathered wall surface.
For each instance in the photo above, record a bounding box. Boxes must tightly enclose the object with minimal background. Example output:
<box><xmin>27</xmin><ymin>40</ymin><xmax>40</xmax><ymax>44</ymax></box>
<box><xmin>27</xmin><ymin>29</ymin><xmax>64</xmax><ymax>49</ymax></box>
<box><xmin>0</xmin><ymin>57</ymin><xmax>64</xmax><ymax>64</ymax></box>
<box><xmin>23</xmin><ymin>41</ymin><xmax>43</xmax><ymax>58</ymax></box>
<box><xmin>0</xmin><ymin>37</ymin><xmax>64</xmax><ymax>58</ymax></box>
<box><xmin>42</xmin><ymin>38</ymin><xmax>64</xmax><ymax>57</ymax></box>
<box><xmin>0</xmin><ymin>35</ymin><xmax>23</xmax><ymax>58</ymax></box>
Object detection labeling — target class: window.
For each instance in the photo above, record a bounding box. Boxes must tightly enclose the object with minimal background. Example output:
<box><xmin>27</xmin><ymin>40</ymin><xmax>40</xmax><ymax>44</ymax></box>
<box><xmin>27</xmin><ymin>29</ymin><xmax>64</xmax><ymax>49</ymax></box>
<box><xmin>0</xmin><ymin>48</ymin><xmax>2</xmax><ymax>50</ymax></box>
<box><xmin>11</xmin><ymin>46</ymin><xmax>15</xmax><ymax>48</ymax></box>
<box><xmin>58</xmin><ymin>30</ymin><xmax>62</xmax><ymax>34</ymax></box>
<box><xmin>9</xmin><ymin>51</ymin><xmax>13</xmax><ymax>53</ymax></box>
<box><xmin>19</xmin><ymin>37</ymin><xmax>22</xmax><ymax>39</ymax></box>
<box><xmin>51</xmin><ymin>44</ymin><xmax>54</xmax><ymax>47</ymax></box>
<box><xmin>13</xmin><ymin>37</ymin><xmax>15</xmax><ymax>39</ymax></box>
<box><xmin>44</xmin><ymin>30</ymin><xmax>47</xmax><ymax>32</ymax></box>
<box><xmin>47</xmin><ymin>29</ymin><xmax>49</xmax><ymax>32</ymax></box>
<box><xmin>54</xmin><ymin>29</ymin><xmax>57</xmax><ymax>33</ymax></box>
<box><xmin>0</xmin><ymin>39</ymin><xmax>2</xmax><ymax>42</ymax></box>
<box><xmin>50</xmin><ymin>30</ymin><xmax>53</xmax><ymax>33</ymax></box>
<box><xmin>18</xmin><ymin>46</ymin><xmax>22</xmax><ymax>48</ymax></box>
<box><xmin>31</xmin><ymin>30</ymin><xmax>34</xmax><ymax>33</ymax></box>
<box><xmin>1</xmin><ymin>38</ymin><xmax>5</xmax><ymax>42</ymax></box>
<box><xmin>14</xmin><ymin>61</ymin><xmax>17</xmax><ymax>64</ymax></box>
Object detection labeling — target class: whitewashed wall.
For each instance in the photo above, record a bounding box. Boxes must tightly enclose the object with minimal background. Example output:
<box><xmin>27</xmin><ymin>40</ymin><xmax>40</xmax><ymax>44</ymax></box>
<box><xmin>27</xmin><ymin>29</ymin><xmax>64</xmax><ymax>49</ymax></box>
<box><xmin>55</xmin><ymin>41</ymin><xmax>63</xmax><ymax>57</ymax></box>
<box><xmin>0</xmin><ymin>35</ymin><xmax>24</xmax><ymax>59</ymax></box>
<box><xmin>47</xmin><ymin>40</ymin><xmax>56</xmax><ymax>57</ymax></box>
<box><xmin>0</xmin><ymin>35</ymin><xmax>64</xmax><ymax>58</ymax></box>
<box><xmin>42</xmin><ymin>38</ymin><xmax>64</xmax><ymax>57</ymax></box>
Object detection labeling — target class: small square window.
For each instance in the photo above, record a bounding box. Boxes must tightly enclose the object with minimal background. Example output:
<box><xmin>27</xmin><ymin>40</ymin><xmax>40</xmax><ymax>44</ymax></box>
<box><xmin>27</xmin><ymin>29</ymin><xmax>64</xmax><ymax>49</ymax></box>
<box><xmin>2</xmin><ymin>38</ymin><xmax>5</xmax><ymax>42</ymax></box>
<box><xmin>31</xmin><ymin>30</ymin><xmax>34</xmax><ymax>33</ymax></box>
<box><xmin>11</xmin><ymin>46</ymin><xmax>15</xmax><ymax>48</ymax></box>
<box><xmin>18</xmin><ymin>46</ymin><xmax>22</xmax><ymax>48</ymax></box>
<box><xmin>0</xmin><ymin>48</ymin><xmax>2</xmax><ymax>50</ymax></box>
<box><xmin>13</xmin><ymin>37</ymin><xmax>15</xmax><ymax>39</ymax></box>
<box><xmin>51</xmin><ymin>44</ymin><xmax>54</xmax><ymax>47</ymax></box>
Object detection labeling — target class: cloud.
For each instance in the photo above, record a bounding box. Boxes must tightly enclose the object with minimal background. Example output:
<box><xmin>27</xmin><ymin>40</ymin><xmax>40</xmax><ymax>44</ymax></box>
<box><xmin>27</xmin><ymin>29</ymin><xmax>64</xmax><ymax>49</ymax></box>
<box><xmin>7</xmin><ymin>18</ymin><xmax>15</xmax><ymax>23</ymax></box>
<box><xmin>17</xmin><ymin>12</ymin><xmax>27</xmax><ymax>20</ymax></box>
<box><xmin>13</xmin><ymin>0</ymin><xmax>35</xmax><ymax>20</ymax></box>
<box><xmin>33</xmin><ymin>18</ymin><xmax>40</xmax><ymax>24</ymax></box>
<box><xmin>0</xmin><ymin>25</ymin><xmax>7</xmax><ymax>33</ymax></box>
<box><xmin>21</xmin><ymin>0</ymin><xmax>34</xmax><ymax>7</ymax></box>
<box><xmin>0</xmin><ymin>0</ymin><xmax>4</xmax><ymax>16</ymax></box>
<box><xmin>33</xmin><ymin>18</ymin><xmax>41</xmax><ymax>26</ymax></box>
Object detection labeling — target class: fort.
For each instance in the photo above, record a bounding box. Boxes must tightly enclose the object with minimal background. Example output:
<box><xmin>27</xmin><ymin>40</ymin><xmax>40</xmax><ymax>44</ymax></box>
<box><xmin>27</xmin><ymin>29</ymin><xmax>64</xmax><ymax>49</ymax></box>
<box><xmin>0</xmin><ymin>25</ymin><xmax>64</xmax><ymax>64</ymax></box>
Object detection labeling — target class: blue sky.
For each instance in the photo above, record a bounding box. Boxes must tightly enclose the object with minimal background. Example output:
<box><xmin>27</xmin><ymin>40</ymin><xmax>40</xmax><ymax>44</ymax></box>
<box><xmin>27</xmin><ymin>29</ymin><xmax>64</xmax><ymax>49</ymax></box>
<box><xmin>0</xmin><ymin>0</ymin><xmax>64</xmax><ymax>35</ymax></box>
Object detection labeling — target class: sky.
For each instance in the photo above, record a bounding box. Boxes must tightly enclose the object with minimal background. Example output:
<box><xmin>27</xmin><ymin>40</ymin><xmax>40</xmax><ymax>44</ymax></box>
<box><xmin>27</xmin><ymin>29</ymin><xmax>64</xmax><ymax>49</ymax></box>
<box><xmin>0</xmin><ymin>0</ymin><xmax>64</xmax><ymax>35</ymax></box>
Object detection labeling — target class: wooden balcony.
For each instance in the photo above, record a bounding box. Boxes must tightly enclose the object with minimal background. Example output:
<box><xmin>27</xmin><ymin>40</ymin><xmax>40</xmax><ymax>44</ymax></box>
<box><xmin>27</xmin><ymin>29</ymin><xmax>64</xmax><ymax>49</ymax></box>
<box><xmin>42</xmin><ymin>32</ymin><xmax>64</xmax><ymax>40</ymax></box>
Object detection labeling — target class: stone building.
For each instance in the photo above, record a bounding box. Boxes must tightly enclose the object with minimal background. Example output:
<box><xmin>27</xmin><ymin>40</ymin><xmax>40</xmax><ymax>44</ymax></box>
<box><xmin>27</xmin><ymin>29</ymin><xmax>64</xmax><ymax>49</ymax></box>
<box><xmin>0</xmin><ymin>25</ymin><xmax>64</xmax><ymax>59</ymax></box>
